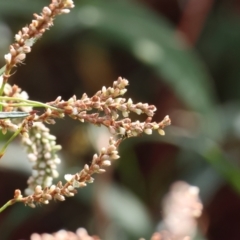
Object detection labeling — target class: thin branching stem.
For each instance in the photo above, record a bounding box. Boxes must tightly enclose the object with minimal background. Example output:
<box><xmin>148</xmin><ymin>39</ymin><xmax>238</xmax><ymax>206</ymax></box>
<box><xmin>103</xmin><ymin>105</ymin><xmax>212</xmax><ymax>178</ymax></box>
<box><xmin>0</xmin><ymin>97</ymin><xmax>62</xmax><ymax>112</ymax></box>
<box><xmin>0</xmin><ymin>199</ymin><xmax>15</xmax><ymax>213</ymax></box>
<box><xmin>0</xmin><ymin>125</ymin><xmax>23</xmax><ymax>158</ymax></box>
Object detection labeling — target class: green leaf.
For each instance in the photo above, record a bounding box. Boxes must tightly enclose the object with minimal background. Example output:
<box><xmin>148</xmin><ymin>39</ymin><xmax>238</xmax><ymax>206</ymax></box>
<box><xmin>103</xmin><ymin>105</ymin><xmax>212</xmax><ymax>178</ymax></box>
<box><xmin>99</xmin><ymin>183</ymin><xmax>153</xmax><ymax>239</ymax></box>
<box><xmin>0</xmin><ymin>0</ymin><xmax>217</xmax><ymax>115</ymax></box>
<box><xmin>0</xmin><ymin>203</ymin><xmax>40</xmax><ymax>240</ymax></box>
<box><xmin>0</xmin><ymin>65</ymin><xmax>5</xmax><ymax>77</ymax></box>
<box><xmin>70</xmin><ymin>0</ymin><xmax>216</xmax><ymax>114</ymax></box>
<box><xmin>0</xmin><ymin>1</ymin><xmax>44</xmax><ymax>16</ymax></box>
<box><xmin>0</xmin><ymin>111</ymin><xmax>29</xmax><ymax>119</ymax></box>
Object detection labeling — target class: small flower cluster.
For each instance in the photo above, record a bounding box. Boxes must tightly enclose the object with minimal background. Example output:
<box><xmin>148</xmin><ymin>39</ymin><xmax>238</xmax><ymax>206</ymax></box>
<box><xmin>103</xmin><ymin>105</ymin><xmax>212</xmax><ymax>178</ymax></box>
<box><xmin>47</xmin><ymin>77</ymin><xmax>155</xmax><ymax>119</ymax></box>
<box><xmin>46</xmin><ymin>77</ymin><xmax>171</xmax><ymax>137</ymax></box>
<box><xmin>0</xmin><ymin>78</ymin><xmax>33</xmax><ymax>136</ymax></box>
<box><xmin>156</xmin><ymin>181</ymin><xmax>203</xmax><ymax>240</ymax></box>
<box><xmin>0</xmin><ymin>0</ymin><xmax>171</xmax><ymax>213</ymax></box>
<box><xmin>34</xmin><ymin>108</ymin><xmax>65</xmax><ymax>124</ymax></box>
<box><xmin>0</xmin><ymin>75</ymin><xmax>31</xmax><ymax>113</ymax></box>
<box><xmin>0</xmin><ymin>0</ymin><xmax>75</xmax><ymax>195</ymax></box>
<box><xmin>0</xmin><ymin>75</ymin><xmax>170</xmax><ymax>201</ymax></box>
<box><xmin>65</xmin><ymin>137</ymin><xmax>121</xmax><ymax>184</ymax></box>
<box><xmin>3</xmin><ymin>0</ymin><xmax>74</xmax><ymax>83</ymax></box>
<box><xmin>13</xmin><ymin>137</ymin><xmax>120</xmax><ymax>207</ymax></box>
<box><xmin>0</xmin><ymin>76</ymin><xmax>170</xmax><ymax>205</ymax></box>
<box><xmin>0</xmin><ymin>119</ymin><xmax>19</xmax><ymax>135</ymax></box>
<box><xmin>22</xmin><ymin>122</ymin><xmax>62</xmax><ymax>195</ymax></box>
<box><xmin>27</xmin><ymin>183</ymin><xmax>202</xmax><ymax>240</ymax></box>
<box><xmin>0</xmin><ymin>75</ymin><xmax>170</xmax><ymax>206</ymax></box>
<box><xmin>30</xmin><ymin>228</ymin><xmax>99</xmax><ymax>240</ymax></box>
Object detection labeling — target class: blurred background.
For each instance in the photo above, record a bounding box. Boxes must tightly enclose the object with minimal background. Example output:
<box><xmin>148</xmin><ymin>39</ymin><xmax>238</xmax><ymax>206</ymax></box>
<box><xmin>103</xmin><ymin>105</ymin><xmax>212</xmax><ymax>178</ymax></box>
<box><xmin>0</xmin><ymin>0</ymin><xmax>240</xmax><ymax>239</ymax></box>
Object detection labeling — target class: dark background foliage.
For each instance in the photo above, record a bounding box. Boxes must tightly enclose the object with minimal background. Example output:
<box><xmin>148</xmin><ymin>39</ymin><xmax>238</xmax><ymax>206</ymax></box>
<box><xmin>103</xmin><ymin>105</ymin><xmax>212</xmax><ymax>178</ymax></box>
<box><xmin>0</xmin><ymin>0</ymin><xmax>240</xmax><ymax>239</ymax></box>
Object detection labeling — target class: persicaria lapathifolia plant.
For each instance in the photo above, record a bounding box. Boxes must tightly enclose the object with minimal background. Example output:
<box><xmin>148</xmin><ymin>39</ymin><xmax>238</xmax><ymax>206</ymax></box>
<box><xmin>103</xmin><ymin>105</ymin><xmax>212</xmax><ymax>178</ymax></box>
<box><xmin>0</xmin><ymin>0</ymin><xmax>171</xmax><ymax>213</ymax></box>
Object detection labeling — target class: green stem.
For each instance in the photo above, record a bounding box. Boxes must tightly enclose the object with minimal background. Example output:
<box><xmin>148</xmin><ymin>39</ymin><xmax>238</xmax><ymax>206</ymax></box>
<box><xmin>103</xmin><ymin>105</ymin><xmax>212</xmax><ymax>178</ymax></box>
<box><xmin>0</xmin><ymin>83</ymin><xmax>5</xmax><ymax>98</ymax></box>
<box><xmin>0</xmin><ymin>97</ymin><xmax>62</xmax><ymax>112</ymax></box>
<box><xmin>0</xmin><ymin>103</ymin><xmax>33</xmax><ymax>107</ymax></box>
<box><xmin>0</xmin><ymin>199</ymin><xmax>16</xmax><ymax>213</ymax></box>
<box><xmin>0</xmin><ymin>65</ymin><xmax>6</xmax><ymax>76</ymax></box>
<box><xmin>0</xmin><ymin>66</ymin><xmax>8</xmax><ymax>111</ymax></box>
<box><xmin>0</xmin><ymin>126</ymin><xmax>23</xmax><ymax>158</ymax></box>
<box><xmin>0</xmin><ymin>65</ymin><xmax>6</xmax><ymax>112</ymax></box>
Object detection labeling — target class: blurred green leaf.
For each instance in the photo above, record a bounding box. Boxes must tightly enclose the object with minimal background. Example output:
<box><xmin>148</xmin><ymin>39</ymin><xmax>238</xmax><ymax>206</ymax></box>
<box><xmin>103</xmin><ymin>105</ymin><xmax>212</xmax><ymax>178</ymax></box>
<box><xmin>69</xmin><ymin>0</ymin><xmax>217</xmax><ymax>114</ymax></box>
<box><xmin>120</xmin><ymin>130</ymin><xmax>240</xmax><ymax>196</ymax></box>
<box><xmin>118</xmin><ymin>141</ymin><xmax>147</xmax><ymax>200</ymax></box>
<box><xmin>198</xmin><ymin>6</ymin><xmax>240</xmax><ymax>102</ymax></box>
<box><xmin>0</xmin><ymin>203</ymin><xmax>40</xmax><ymax>239</ymax></box>
<box><xmin>170</xmin><ymin>129</ymin><xmax>240</xmax><ymax>194</ymax></box>
<box><xmin>0</xmin><ymin>0</ymin><xmax>45</xmax><ymax>16</ymax></box>
<box><xmin>0</xmin><ymin>111</ymin><xmax>29</xmax><ymax>119</ymax></box>
<box><xmin>0</xmin><ymin>65</ymin><xmax>5</xmax><ymax>76</ymax></box>
<box><xmin>99</xmin><ymin>183</ymin><xmax>153</xmax><ymax>239</ymax></box>
<box><xmin>0</xmin><ymin>0</ymin><xmax>216</xmax><ymax>114</ymax></box>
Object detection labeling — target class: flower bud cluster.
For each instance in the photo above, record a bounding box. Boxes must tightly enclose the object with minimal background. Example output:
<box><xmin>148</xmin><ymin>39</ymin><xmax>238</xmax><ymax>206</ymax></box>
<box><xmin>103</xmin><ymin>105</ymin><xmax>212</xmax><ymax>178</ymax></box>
<box><xmin>15</xmin><ymin>138</ymin><xmax>120</xmax><ymax>207</ymax></box>
<box><xmin>30</xmin><ymin>227</ymin><xmax>99</xmax><ymax>240</ymax></box>
<box><xmin>46</xmin><ymin>77</ymin><xmax>170</xmax><ymax>139</ymax></box>
<box><xmin>22</xmin><ymin>122</ymin><xmax>62</xmax><ymax>195</ymax></box>
<box><xmin>110</xmin><ymin>115</ymin><xmax>171</xmax><ymax>137</ymax></box>
<box><xmin>27</xmin><ymin>182</ymin><xmax>201</xmax><ymax>240</ymax></box>
<box><xmin>156</xmin><ymin>181</ymin><xmax>203</xmax><ymax>240</ymax></box>
<box><xmin>78</xmin><ymin>137</ymin><xmax>120</xmax><ymax>176</ymax></box>
<box><xmin>0</xmin><ymin>0</ymin><xmax>173</xmax><ymax>216</ymax></box>
<box><xmin>2</xmin><ymin>76</ymin><xmax>170</xmax><ymax>208</ymax></box>
<box><xmin>3</xmin><ymin>0</ymin><xmax>74</xmax><ymax>83</ymax></box>
<box><xmin>0</xmin><ymin>77</ymin><xmax>34</xmax><ymax>136</ymax></box>
<box><xmin>0</xmin><ymin>75</ymin><xmax>32</xmax><ymax>113</ymax></box>
<box><xmin>34</xmin><ymin>108</ymin><xmax>65</xmax><ymax>124</ymax></box>
<box><xmin>64</xmin><ymin>137</ymin><xmax>120</xmax><ymax>189</ymax></box>
<box><xmin>0</xmin><ymin>119</ymin><xmax>18</xmax><ymax>135</ymax></box>
<box><xmin>47</xmin><ymin>77</ymin><xmax>157</xmax><ymax>120</ymax></box>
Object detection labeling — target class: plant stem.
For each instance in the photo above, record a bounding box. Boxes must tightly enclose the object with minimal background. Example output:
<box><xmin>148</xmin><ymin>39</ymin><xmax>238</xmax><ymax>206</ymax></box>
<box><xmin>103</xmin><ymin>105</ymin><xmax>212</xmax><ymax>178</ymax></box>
<box><xmin>0</xmin><ymin>65</ymin><xmax>6</xmax><ymax>77</ymax></box>
<box><xmin>0</xmin><ymin>199</ymin><xmax>16</xmax><ymax>213</ymax></box>
<box><xmin>0</xmin><ymin>97</ymin><xmax>62</xmax><ymax>112</ymax></box>
<box><xmin>0</xmin><ymin>126</ymin><xmax>23</xmax><ymax>158</ymax></box>
<box><xmin>0</xmin><ymin>83</ymin><xmax>5</xmax><ymax>99</ymax></box>
<box><xmin>0</xmin><ymin>67</ymin><xmax>6</xmax><ymax>112</ymax></box>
